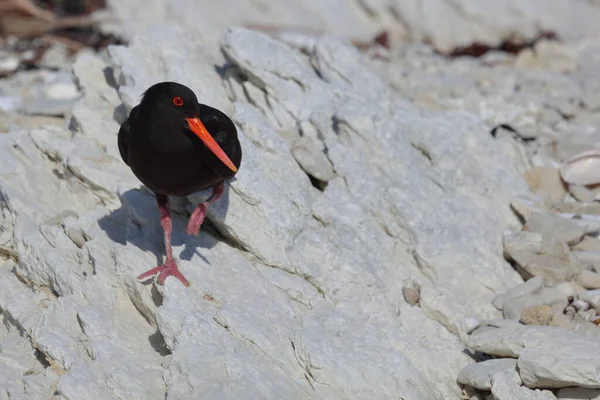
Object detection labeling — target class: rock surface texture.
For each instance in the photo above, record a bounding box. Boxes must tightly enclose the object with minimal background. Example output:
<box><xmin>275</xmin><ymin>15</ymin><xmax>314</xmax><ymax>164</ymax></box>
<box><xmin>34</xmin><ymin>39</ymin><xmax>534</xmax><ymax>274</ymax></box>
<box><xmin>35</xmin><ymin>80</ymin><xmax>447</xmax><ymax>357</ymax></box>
<box><xmin>2</xmin><ymin>0</ymin><xmax>600</xmax><ymax>399</ymax></box>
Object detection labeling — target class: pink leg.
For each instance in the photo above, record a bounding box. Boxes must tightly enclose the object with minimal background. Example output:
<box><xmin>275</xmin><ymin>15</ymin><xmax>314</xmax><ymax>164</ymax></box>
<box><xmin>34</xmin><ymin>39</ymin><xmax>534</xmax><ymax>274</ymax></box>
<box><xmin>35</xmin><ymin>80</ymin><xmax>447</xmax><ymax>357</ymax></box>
<box><xmin>138</xmin><ymin>193</ymin><xmax>190</xmax><ymax>287</ymax></box>
<box><xmin>186</xmin><ymin>183</ymin><xmax>224</xmax><ymax>236</ymax></box>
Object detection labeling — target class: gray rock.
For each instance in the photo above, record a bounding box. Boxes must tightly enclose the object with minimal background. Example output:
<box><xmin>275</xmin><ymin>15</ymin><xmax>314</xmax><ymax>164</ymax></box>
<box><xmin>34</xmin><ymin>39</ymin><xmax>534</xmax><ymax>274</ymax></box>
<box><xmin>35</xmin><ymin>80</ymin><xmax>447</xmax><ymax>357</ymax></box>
<box><xmin>492</xmin><ymin>276</ymin><xmax>545</xmax><ymax>311</ymax></box>
<box><xmin>503</xmin><ymin>294</ymin><xmax>547</xmax><ymax>320</ymax></box>
<box><xmin>503</xmin><ymin>231</ymin><xmax>582</xmax><ymax>285</ymax></box>
<box><xmin>491</xmin><ymin>370</ymin><xmax>558</xmax><ymax>400</ymax></box>
<box><xmin>568</xmin><ymin>184</ymin><xmax>596</xmax><ymax>202</ymax></box>
<box><xmin>549</xmin><ymin>313</ymin><xmax>600</xmax><ymax>338</ymax></box>
<box><xmin>546</xmin><ymin>282</ymin><xmax>583</xmax><ymax>300</ymax></box>
<box><xmin>467</xmin><ymin>325</ymin><xmax>571</xmax><ymax>357</ymax></box>
<box><xmin>462</xmin><ymin>318</ymin><xmax>481</xmax><ymax>334</ymax></box>
<box><xmin>390</xmin><ymin>0</ymin><xmax>600</xmax><ymax>53</ymax></box>
<box><xmin>291</xmin><ymin>136</ymin><xmax>335</xmax><ymax>182</ymax></box>
<box><xmin>524</xmin><ymin>211</ymin><xmax>600</xmax><ymax>245</ymax></box>
<box><xmin>518</xmin><ymin>333</ymin><xmax>600</xmax><ymax>388</ymax></box>
<box><xmin>45</xmin><ymin>81</ymin><xmax>79</xmax><ymax>101</ymax></box>
<box><xmin>38</xmin><ymin>43</ymin><xmax>75</xmax><ymax>71</ymax></box>
<box><xmin>557</xmin><ymin>387</ymin><xmax>600</xmax><ymax>399</ymax></box>
<box><xmin>574</xmin><ymin>251</ymin><xmax>600</xmax><ymax>272</ymax></box>
<box><xmin>0</xmin><ymin>313</ymin><xmax>57</xmax><ymax>400</ymax></box>
<box><xmin>102</xmin><ymin>0</ymin><xmax>600</xmax><ymax>57</ymax></box>
<box><xmin>523</xmin><ymin>167</ymin><xmax>567</xmax><ymax>208</ymax></box>
<box><xmin>457</xmin><ymin>358</ymin><xmax>518</xmax><ymax>390</ymax></box>
<box><xmin>576</xmin><ymin>270</ymin><xmax>600</xmax><ymax>289</ymax></box>
<box><xmin>582</xmin><ymin>289</ymin><xmax>600</xmax><ymax>311</ymax></box>
<box><xmin>21</xmin><ymin>98</ymin><xmax>77</xmax><ymax>116</ymax></box>
<box><xmin>21</xmin><ymin>71</ymin><xmax>81</xmax><ymax>116</ymax></box>
<box><xmin>104</xmin><ymin>0</ymin><xmax>383</xmax><ymax>51</ymax></box>
<box><xmin>538</xmin><ymin>287</ymin><xmax>570</xmax><ymax>309</ymax></box>
<box><xmin>509</xmin><ymin>196</ymin><xmax>545</xmax><ymax>223</ymax></box>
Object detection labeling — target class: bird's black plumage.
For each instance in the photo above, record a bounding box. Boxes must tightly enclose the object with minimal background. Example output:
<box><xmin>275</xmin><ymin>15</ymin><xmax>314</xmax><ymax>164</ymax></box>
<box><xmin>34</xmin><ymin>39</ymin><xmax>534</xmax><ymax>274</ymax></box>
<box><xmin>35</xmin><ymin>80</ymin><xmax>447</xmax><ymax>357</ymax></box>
<box><xmin>117</xmin><ymin>81</ymin><xmax>242</xmax><ymax>286</ymax></box>
<box><xmin>118</xmin><ymin>82</ymin><xmax>242</xmax><ymax>197</ymax></box>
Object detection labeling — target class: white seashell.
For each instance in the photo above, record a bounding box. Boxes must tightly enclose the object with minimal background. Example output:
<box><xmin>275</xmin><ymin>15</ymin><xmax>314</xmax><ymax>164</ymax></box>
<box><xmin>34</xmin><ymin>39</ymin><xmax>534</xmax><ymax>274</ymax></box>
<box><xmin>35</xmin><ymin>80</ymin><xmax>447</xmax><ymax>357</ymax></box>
<box><xmin>559</xmin><ymin>150</ymin><xmax>600</xmax><ymax>186</ymax></box>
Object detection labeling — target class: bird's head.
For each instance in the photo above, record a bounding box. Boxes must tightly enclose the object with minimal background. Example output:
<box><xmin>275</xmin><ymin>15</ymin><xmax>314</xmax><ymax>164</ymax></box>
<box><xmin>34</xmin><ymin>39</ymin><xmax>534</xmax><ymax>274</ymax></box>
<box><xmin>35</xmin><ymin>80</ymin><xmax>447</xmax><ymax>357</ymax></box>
<box><xmin>139</xmin><ymin>81</ymin><xmax>237</xmax><ymax>173</ymax></box>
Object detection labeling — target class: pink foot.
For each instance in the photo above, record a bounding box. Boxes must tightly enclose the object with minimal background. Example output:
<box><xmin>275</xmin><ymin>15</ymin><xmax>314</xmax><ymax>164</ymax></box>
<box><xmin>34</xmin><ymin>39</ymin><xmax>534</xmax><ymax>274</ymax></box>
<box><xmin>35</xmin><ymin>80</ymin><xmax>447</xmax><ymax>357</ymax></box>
<box><xmin>137</xmin><ymin>258</ymin><xmax>190</xmax><ymax>287</ymax></box>
<box><xmin>186</xmin><ymin>203</ymin><xmax>208</xmax><ymax>236</ymax></box>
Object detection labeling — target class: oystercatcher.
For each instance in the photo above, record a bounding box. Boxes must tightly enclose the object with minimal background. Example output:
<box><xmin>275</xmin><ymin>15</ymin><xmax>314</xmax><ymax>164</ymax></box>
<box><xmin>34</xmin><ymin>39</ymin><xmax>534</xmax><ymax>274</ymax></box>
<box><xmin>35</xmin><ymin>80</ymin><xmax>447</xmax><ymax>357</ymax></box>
<box><xmin>118</xmin><ymin>82</ymin><xmax>242</xmax><ymax>286</ymax></box>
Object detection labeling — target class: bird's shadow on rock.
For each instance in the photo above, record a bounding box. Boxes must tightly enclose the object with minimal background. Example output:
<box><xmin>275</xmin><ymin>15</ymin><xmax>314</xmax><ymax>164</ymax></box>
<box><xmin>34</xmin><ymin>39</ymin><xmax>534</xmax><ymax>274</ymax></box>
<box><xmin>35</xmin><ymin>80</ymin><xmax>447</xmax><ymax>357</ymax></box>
<box><xmin>97</xmin><ymin>186</ymin><xmax>232</xmax><ymax>268</ymax></box>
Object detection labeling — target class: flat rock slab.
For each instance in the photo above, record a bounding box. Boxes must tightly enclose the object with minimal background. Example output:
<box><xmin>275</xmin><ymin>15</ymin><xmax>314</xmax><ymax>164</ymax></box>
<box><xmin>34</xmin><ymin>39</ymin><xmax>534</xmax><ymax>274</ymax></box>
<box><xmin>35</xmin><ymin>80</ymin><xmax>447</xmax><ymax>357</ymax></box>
<box><xmin>467</xmin><ymin>326</ymin><xmax>569</xmax><ymax>358</ymax></box>
<box><xmin>503</xmin><ymin>231</ymin><xmax>582</xmax><ymax>285</ymax></box>
<box><xmin>518</xmin><ymin>333</ymin><xmax>600</xmax><ymax>388</ymax></box>
<box><xmin>468</xmin><ymin>325</ymin><xmax>600</xmax><ymax>390</ymax></box>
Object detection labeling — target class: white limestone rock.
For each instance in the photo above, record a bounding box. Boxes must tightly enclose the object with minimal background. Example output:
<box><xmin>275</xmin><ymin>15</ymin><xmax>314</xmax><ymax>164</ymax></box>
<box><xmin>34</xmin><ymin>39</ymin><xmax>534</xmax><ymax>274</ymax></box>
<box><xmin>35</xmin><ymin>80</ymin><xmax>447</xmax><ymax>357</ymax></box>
<box><xmin>492</xmin><ymin>276</ymin><xmax>545</xmax><ymax>311</ymax></box>
<box><xmin>467</xmin><ymin>325</ymin><xmax>571</xmax><ymax>357</ymax></box>
<box><xmin>4</xmin><ymin>3</ymin><xmax>600</xmax><ymax>397</ymax></box>
<box><xmin>502</xmin><ymin>294</ymin><xmax>548</xmax><ymax>320</ymax></box>
<box><xmin>0</xmin><ymin>310</ymin><xmax>57</xmax><ymax>400</ymax></box>
<box><xmin>503</xmin><ymin>231</ymin><xmax>582</xmax><ymax>285</ymax></box>
<box><xmin>518</xmin><ymin>333</ymin><xmax>600</xmax><ymax>388</ymax></box>
<box><xmin>291</xmin><ymin>136</ymin><xmax>335</xmax><ymax>182</ymax></box>
<box><xmin>457</xmin><ymin>358</ymin><xmax>518</xmax><ymax>390</ymax></box>
<box><xmin>491</xmin><ymin>370</ymin><xmax>557</xmax><ymax>400</ymax></box>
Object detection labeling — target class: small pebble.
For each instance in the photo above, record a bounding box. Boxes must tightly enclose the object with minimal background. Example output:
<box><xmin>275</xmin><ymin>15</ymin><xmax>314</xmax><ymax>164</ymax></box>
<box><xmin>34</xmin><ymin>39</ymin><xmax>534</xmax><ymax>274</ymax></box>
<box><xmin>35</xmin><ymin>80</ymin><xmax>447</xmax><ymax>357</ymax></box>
<box><xmin>402</xmin><ymin>286</ymin><xmax>420</xmax><ymax>306</ymax></box>
<box><xmin>520</xmin><ymin>305</ymin><xmax>553</xmax><ymax>326</ymax></box>
<box><xmin>21</xmin><ymin>50</ymin><xmax>36</xmax><ymax>62</ymax></box>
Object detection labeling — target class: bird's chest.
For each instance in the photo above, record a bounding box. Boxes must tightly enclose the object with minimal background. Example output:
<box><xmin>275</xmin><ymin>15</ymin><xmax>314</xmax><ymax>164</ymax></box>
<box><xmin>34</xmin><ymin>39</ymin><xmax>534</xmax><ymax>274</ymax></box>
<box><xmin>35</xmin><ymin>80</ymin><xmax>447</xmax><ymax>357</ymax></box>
<box><xmin>127</xmin><ymin>126</ymin><xmax>217</xmax><ymax>195</ymax></box>
<box><xmin>130</xmin><ymin>122</ymin><xmax>200</xmax><ymax>162</ymax></box>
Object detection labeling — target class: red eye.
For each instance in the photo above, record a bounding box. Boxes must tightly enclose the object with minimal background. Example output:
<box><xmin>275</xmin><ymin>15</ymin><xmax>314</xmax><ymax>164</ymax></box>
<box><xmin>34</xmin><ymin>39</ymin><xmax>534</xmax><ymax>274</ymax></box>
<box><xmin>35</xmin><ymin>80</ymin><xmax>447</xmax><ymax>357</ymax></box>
<box><xmin>173</xmin><ymin>97</ymin><xmax>184</xmax><ymax>106</ymax></box>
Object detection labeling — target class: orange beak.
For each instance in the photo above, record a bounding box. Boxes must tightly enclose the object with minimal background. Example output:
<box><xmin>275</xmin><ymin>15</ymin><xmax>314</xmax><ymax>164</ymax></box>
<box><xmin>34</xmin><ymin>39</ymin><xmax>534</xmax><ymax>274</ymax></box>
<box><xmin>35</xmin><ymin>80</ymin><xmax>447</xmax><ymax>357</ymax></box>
<box><xmin>185</xmin><ymin>117</ymin><xmax>237</xmax><ymax>173</ymax></box>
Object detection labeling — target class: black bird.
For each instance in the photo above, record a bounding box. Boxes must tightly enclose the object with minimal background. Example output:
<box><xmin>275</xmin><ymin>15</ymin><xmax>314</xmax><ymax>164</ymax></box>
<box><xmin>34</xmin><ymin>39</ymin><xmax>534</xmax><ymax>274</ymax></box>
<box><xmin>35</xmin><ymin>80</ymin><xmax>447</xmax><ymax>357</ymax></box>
<box><xmin>118</xmin><ymin>82</ymin><xmax>242</xmax><ymax>286</ymax></box>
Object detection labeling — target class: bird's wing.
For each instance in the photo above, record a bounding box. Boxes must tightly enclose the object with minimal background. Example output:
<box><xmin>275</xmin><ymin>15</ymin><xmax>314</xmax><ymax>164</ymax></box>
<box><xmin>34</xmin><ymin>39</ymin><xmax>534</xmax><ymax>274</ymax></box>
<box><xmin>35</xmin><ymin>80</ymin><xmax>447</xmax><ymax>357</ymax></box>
<box><xmin>197</xmin><ymin>102</ymin><xmax>242</xmax><ymax>178</ymax></box>
<box><xmin>117</xmin><ymin>105</ymin><xmax>139</xmax><ymax>166</ymax></box>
